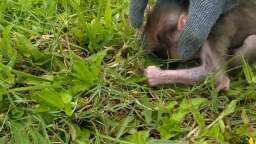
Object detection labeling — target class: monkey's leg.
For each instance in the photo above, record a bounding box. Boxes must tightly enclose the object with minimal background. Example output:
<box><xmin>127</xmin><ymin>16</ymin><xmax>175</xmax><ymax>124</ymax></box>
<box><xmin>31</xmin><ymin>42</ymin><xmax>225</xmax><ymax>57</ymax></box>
<box><xmin>215</xmin><ymin>35</ymin><xmax>256</xmax><ymax>90</ymax></box>
<box><xmin>231</xmin><ymin>35</ymin><xmax>256</xmax><ymax>65</ymax></box>
<box><xmin>145</xmin><ymin>42</ymin><xmax>230</xmax><ymax>91</ymax></box>
<box><xmin>201</xmin><ymin>41</ymin><xmax>230</xmax><ymax>91</ymax></box>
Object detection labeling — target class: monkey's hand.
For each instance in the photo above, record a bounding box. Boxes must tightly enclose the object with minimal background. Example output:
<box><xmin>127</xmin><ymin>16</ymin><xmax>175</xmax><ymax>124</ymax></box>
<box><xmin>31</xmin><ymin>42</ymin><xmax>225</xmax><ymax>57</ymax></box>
<box><xmin>144</xmin><ymin>66</ymin><xmax>164</xmax><ymax>87</ymax></box>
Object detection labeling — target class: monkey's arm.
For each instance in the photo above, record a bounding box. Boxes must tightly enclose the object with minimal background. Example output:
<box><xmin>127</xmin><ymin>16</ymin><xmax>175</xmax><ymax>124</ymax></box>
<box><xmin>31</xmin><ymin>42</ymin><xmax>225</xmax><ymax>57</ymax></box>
<box><xmin>145</xmin><ymin>65</ymin><xmax>230</xmax><ymax>91</ymax></box>
<box><xmin>178</xmin><ymin>0</ymin><xmax>239</xmax><ymax>60</ymax></box>
<box><xmin>144</xmin><ymin>65</ymin><xmax>208</xmax><ymax>86</ymax></box>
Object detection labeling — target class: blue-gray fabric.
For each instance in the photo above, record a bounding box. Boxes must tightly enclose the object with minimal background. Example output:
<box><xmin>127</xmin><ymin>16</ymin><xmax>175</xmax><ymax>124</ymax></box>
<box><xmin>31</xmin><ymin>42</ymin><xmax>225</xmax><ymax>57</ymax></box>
<box><xmin>129</xmin><ymin>0</ymin><xmax>148</xmax><ymax>28</ymax></box>
<box><xmin>129</xmin><ymin>0</ymin><xmax>239</xmax><ymax>60</ymax></box>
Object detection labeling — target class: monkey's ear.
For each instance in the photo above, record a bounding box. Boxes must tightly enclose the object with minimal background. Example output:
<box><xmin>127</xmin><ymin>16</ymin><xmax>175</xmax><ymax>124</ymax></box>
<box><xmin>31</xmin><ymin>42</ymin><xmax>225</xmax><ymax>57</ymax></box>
<box><xmin>177</xmin><ymin>15</ymin><xmax>187</xmax><ymax>31</ymax></box>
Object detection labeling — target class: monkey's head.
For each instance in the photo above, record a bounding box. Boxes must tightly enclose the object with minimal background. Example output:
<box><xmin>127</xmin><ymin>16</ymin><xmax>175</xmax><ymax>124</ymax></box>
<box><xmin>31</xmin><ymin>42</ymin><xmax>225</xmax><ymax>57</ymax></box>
<box><xmin>143</xmin><ymin>0</ymin><xmax>188</xmax><ymax>59</ymax></box>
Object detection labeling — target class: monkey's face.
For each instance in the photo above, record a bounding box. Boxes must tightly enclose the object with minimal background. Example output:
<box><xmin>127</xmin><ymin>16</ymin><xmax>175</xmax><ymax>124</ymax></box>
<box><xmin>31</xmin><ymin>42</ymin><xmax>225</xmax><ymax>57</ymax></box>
<box><xmin>143</xmin><ymin>25</ymin><xmax>181</xmax><ymax>59</ymax></box>
<box><xmin>142</xmin><ymin>3</ymin><xmax>186</xmax><ymax>59</ymax></box>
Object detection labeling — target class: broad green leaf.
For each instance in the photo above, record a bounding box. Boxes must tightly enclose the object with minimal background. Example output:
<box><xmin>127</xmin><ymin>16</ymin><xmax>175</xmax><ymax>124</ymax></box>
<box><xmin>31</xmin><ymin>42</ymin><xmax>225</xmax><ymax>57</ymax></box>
<box><xmin>29</xmin><ymin>128</ymin><xmax>50</xmax><ymax>144</ymax></box>
<box><xmin>10</xmin><ymin>121</ymin><xmax>31</xmax><ymax>144</ymax></box>
<box><xmin>15</xmin><ymin>33</ymin><xmax>33</xmax><ymax>57</ymax></box>
<box><xmin>71</xmin><ymin>27</ymin><xmax>86</xmax><ymax>44</ymax></box>
<box><xmin>116</xmin><ymin>116</ymin><xmax>134</xmax><ymax>139</ymax></box>
<box><xmin>158</xmin><ymin>117</ymin><xmax>185</xmax><ymax>140</ymax></box>
<box><xmin>191</xmin><ymin>109</ymin><xmax>205</xmax><ymax>128</ymax></box>
<box><xmin>0</xmin><ymin>63</ymin><xmax>15</xmax><ymax>87</ymax></box>
<box><xmin>158</xmin><ymin>98</ymin><xmax>207</xmax><ymax>139</ymax></box>
<box><xmin>0</xmin><ymin>87</ymin><xmax>6</xmax><ymax>102</ymax></box>
<box><xmin>241</xmin><ymin>109</ymin><xmax>250</xmax><ymax>125</ymax></box>
<box><xmin>172</xmin><ymin>98</ymin><xmax>207</xmax><ymax>123</ymax></box>
<box><xmin>71</xmin><ymin>53</ymin><xmax>93</xmax><ymax>82</ymax></box>
<box><xmin>0</xmin><ymin>26</ymin><xmax>15</xmax><ymax>60</ymax></box>
<box><xmin>7</xmin><ymin>51</ymin><xmax>17</xmax><ymax>68</ymax></box>
<box><xmin>35</xmin><ymin>104</ymin><xmax>52</xmax><ymax>113</ymax></box>
<box><xmin>104</xmin><ymin>0</ymin><xmax>113</xmax><ymax>27</ymax></box>
<box><xmin>70</xmin><ymin>49</ymin><xmax>108</xmax><ymax>94</ymax></box>
<box><xmin>207</xmin><ymin>100</ymin><xmax>238</xmax><ymax>129</ymax></box>
<box><xmin>15</xmin><ymin>33</ymin><xmax>46</xmax><ymax>64</ymax></box>
<box><xmin>242</xmin><ymin>57</ymin><xmax>256</xmax><ymax>84</ymax></box>
<box><xmin>70</xmin><ymin>124</ymin><xmax>90</xmax><ymax>144</ymax></box>
<box><xmin>64</xmin><ymin>103</ymin><xmax>73</xmax><ymax>116</ymax></box>
<box><xmin>142</xmin><ymin>109</ymin><xmax>152</xmax><ymax>124</ymax></box>
<box><xmin>201</xmin><ymin>124</ymin><xmax>224</xmax><ymax>143</ymax></box>
<box><xmin>36</xmin><ymin>89</ymin><xmax>65</xmax><ymax>109</ymax></box>
<box><xmin>148</xmin><ymin>140</ymin><xmax>188</xmax><ymax>144</ymax></box>
<box><xmin>221</xmin><ymin>100</ymin><xmax>238</xmax><ymax>117</ymax></box>
<box><xmin>34</xmin><ymin>88</ymin><xmax>73</xmax><ymax>116</ymax></box>
<box><xmin>10</xmin><ymin>109</ymin><xmax>25</xmax><ymax>119</ymax></box>
<box><xmin>125</xmin><ymin>131</ymin><xmax>149</xmax><ymax>144</ymax></box>
<box><xmin>219</xmin><ymin>120</ymin><xmax>225</xmax><ymax>133</ymax></box>
<box><xmin>158</xmin><ymin>101</ymin><xmax>177</xmax><ymax>114</ymax></box>
<box><xmin>0</xmin><ymin>0</ymin><xmax>7</xmax><ymax>21</ymax></box>
<box><xmin>236</xmin><ymin>125</ymin><xmax>256</xmax><ymax>137</ymax></box>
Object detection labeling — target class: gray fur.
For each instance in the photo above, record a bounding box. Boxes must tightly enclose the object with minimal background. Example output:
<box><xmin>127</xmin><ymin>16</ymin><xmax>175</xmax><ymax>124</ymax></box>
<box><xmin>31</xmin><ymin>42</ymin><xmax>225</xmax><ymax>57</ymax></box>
<box><xmin>129</xmin><ymin>0</ymin><xmax>239</xmax><ymax>60</ymax></box>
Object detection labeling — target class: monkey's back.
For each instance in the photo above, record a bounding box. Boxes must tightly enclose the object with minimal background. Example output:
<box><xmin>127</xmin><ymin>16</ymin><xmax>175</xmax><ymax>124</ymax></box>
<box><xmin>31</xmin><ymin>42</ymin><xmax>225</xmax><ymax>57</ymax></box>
<box><xmin>209</xmin><ymin>0</ymin><xmax>256</xmax><ymax>50</ymax></box>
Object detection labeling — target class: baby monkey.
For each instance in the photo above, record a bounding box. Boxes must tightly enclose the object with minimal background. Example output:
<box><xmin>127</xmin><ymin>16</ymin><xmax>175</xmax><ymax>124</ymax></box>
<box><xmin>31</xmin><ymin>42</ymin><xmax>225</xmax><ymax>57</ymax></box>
<box><xmin>143</xmin><ymin>0</ymin><xmax>256</xmax><ymax>91</ymax></box>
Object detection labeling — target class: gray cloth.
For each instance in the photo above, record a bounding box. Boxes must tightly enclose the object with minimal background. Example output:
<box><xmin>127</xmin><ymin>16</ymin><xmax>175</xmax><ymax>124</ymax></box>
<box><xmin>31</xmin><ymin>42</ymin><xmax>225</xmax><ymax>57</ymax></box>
<box><xmin>129</xmin><ymin>0</ymin><xmax>148</xmax><ymax>28</ymax></box>
<box><xmin>129</xmin><ymin>0</ymin><xmax>239</xmax><ymax>60</ymax></box>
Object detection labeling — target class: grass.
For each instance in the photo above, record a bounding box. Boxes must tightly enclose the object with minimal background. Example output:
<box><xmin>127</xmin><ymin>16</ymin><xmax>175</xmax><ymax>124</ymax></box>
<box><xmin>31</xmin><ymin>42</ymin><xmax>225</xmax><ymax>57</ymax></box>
<box><xmin>0</xmin><ymin>0</ymin><xmax>256</xmax><ymax>143</ymax></box>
